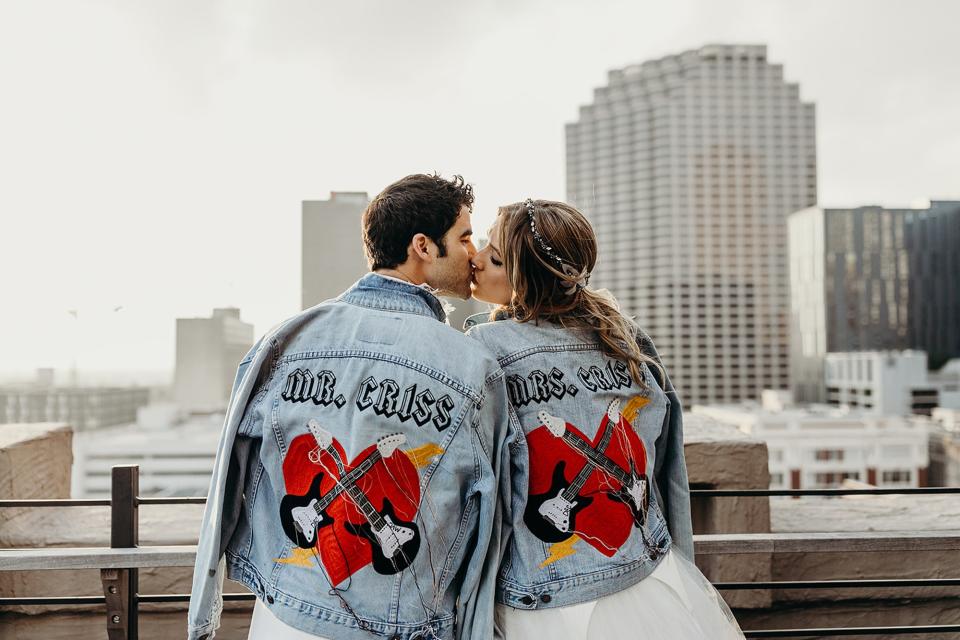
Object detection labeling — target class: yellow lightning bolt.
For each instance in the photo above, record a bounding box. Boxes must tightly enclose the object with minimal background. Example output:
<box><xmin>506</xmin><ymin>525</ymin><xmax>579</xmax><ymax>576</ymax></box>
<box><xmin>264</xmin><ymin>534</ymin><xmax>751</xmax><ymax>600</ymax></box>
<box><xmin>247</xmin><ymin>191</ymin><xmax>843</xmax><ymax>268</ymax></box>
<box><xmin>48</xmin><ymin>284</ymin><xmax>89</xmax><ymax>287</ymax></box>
<box><xmin>540</xmin><ymin>535</ymin><xmax>581</xmax><ymax>568</ymax></box>
<box><xmin>623</xmin><ymin>395</ymin><xmax>651</xmax><ymax>423</ymax></box>
<box><xmin>275</xmin><ymin>547</ymin><xmax>317</xmax><ymax>568</ymax></box>
<box><xmin>405</xmin><ymin>443</ymin><xmax>445</xmax><ymax>469</ymax></box>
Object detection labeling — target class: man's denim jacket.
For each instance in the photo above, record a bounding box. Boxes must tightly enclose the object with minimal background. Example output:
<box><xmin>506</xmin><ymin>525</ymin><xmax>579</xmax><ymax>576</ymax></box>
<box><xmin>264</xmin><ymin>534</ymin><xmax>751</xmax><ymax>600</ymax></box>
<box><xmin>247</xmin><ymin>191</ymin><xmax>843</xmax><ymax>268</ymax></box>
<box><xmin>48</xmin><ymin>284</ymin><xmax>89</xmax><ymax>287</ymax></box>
<box><xmin>188</xmin><ymin>274</ymin><xmax>516</xmax><ymax>640</ymax></box>
<box><xmin>465</xmin><ymin>315</ymin><xmax>694</xmax><ymax>610</ymax></box>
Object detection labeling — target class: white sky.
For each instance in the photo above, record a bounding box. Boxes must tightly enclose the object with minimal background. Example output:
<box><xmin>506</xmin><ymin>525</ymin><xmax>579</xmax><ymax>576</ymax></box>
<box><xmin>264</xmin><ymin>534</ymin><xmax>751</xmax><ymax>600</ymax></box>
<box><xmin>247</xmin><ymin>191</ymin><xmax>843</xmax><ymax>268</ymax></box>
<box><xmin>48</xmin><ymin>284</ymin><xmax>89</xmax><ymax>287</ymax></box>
<box><xmin>2</xmin><ymin>0</ymin><xmax>959</xmax><ymax>377</ymax></box>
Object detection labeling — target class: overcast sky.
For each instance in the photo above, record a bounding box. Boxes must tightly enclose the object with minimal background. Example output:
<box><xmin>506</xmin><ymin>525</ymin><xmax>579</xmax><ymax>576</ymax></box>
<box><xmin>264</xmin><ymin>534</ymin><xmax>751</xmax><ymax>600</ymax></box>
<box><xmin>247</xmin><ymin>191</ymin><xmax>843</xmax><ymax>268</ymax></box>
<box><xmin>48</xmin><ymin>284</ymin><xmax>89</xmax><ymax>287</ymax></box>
<box><xmin>2</xmin><ymin>0</ymin><xmax>958</xmax><ymax>378</ymax></box>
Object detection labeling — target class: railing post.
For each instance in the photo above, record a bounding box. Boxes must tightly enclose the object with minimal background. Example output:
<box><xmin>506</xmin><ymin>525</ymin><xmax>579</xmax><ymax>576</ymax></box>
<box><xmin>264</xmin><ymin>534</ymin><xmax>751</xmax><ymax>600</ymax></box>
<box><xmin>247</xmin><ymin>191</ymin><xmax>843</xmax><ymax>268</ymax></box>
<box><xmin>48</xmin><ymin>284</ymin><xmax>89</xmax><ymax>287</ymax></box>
<box><xmin>101</xmin><ymin>465</ymin><xmax>139</xmax><ymax>640</ymax></box>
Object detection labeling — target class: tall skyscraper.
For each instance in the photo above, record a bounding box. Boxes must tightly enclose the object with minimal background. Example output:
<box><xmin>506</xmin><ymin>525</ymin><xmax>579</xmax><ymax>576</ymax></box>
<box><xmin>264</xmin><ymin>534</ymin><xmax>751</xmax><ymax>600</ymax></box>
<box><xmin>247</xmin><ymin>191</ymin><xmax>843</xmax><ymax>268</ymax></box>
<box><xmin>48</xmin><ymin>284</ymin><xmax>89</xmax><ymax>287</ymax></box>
<box><xmin>566</xmin><ymin>44</ymin><xmax>817</xmax><ymax>406</ymax></box>
<box><xmin>789</xmin><ymin>201</ymin><xmax>960</xmax><ymax>401</ymax></box>
<box><xmin>302</xmin><ymin>192</ymin><xmax>370</xmax><ymax>309</ymax></box>
<box><xmin>173</xmin><ymin>308</ymin><xmax>254</xmax><ymax>413</ymax></box>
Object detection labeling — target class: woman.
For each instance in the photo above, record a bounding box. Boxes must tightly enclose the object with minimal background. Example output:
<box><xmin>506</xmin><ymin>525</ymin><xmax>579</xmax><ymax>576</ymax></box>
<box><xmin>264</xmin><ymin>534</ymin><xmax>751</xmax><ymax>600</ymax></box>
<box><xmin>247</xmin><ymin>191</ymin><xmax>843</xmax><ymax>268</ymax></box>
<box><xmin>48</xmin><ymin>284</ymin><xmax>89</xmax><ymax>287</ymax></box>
<box><xmin>466</xmin><ymin>199</ymin><xmax>744</xmax><ymax>639</ymax></box>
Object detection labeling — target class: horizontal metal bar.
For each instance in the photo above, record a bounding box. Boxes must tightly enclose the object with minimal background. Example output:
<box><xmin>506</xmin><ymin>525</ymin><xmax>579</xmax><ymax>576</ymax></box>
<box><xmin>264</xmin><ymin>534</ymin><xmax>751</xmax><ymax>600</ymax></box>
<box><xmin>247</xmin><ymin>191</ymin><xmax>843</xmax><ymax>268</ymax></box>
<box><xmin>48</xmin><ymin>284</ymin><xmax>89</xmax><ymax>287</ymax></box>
<box><xmin>138</xmin><ymin>593</ymin><xmax>255</xmax><ymax>603</ymax></box>
<box><xmin>0</xmin><ymin>593</ymin><xmax>257</xmax><ymax>607</ymax></box>
<box><xmin>5</xmin><ymin>578</ymin><xmax>956</xmax><ymax>607</ymax></box>
<box><xmin>716</xmin><ymin>578</ymin><xmax>960</xmax><ymax>589</ymax></box>
<box><xmin>0</xmin><ymin>499</ymin><xmax>111</xmax><ymax>508</ymax></box>
<box><xmin>136</xmin><ymin>497</ymin><xmax>207</xmax><ymax>505</ymax></box>
<box><xmin>744</xmin><ymin>624</ymin><xmax>960</xmax><ymax>637</ymax></box>
<box><xmin>0</xmin><ymin>595</ymin><xmax>107</xmax><ymax>606</ymax></box>
<box><xmin>2</xmin><ymin>599</ymin><xmax>958</xmax><ymax>637</ymax></box>
<box><xmin>692</xmin><ymin>487</ymin><xmax>960</xmax><ymax>497</ymax></box>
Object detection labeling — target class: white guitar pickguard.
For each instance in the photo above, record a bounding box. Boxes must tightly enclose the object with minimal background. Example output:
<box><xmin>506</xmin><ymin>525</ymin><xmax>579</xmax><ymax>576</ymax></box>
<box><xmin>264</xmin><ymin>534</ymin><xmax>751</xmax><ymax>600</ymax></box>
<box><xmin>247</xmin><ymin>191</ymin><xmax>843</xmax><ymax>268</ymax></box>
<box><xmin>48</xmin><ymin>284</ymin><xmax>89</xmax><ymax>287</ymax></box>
<box><xmin>539</xmin><ymin>491</ymin><xmax>575</xmax><ymax>531</ymax></box>
<box><xmin>373</xmin><ymin>515</ymin><xmax>415</xmax><ymax>557</ymax></box>
<box><xmin>624</xmin><ymin>477</ymin><xmax>646</xmax><ymax>510</ymax></box>
<box><xmin>292</xmin><ymin>499</ymin><xmax>324</xmax><ymax>538</ymax></box>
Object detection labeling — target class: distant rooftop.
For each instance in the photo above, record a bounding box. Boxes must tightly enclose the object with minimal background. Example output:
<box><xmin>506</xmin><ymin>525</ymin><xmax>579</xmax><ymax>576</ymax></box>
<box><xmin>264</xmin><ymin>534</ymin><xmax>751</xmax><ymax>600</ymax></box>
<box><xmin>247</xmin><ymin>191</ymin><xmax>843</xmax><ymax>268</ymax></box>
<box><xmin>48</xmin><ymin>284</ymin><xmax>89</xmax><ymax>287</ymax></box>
<box><xmin>772</xmin><ymin>490</ymin><xmax>960</xmax><ymax>533</ymax></box>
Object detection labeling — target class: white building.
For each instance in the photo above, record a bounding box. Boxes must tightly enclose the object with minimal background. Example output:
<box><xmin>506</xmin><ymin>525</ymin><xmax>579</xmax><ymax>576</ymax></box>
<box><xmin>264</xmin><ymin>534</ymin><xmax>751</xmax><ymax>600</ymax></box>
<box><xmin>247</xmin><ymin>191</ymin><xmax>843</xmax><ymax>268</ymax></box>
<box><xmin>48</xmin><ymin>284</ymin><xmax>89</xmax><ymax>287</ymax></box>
<box><xmin>173</xmin><ymin>308</ymin><xmax>254</xmax><ymax>413</ymax></box>
<box><xmin>928</xmin><ymin>408</ymin><xmax>960</xmax><ymax>487</ymax></box>
<box><xmin>302</xmin><ymin>192</ymin><xmax>370</xmax><ymax>309</ymax></box>
<box><xmin>71</xmin><ymin>409</ymin><xmax>222</xmax><ymax>498</ymax></box>
<box><xmin>566</xmin><ymin>44</ymin><xmax>817</xmax><ymax>406</ymax></box>
<box><xmin>693</xmin><ymin>391</ymin><xmax>930</xmax><ymax>489</ymax></box>
<box><xmin>825</xmin><ymin>351</ymin><xmax>960</xmax><ymax>416</ymax></box>
<box><xmin>0</xmin><ymin>384</ymin><xmax>150</xmax><ymax>430</ymax></box>
<box><xmin>929</xmin><ymin>359</ymin><xmax>960</xmax><ymax>410</ymax></box>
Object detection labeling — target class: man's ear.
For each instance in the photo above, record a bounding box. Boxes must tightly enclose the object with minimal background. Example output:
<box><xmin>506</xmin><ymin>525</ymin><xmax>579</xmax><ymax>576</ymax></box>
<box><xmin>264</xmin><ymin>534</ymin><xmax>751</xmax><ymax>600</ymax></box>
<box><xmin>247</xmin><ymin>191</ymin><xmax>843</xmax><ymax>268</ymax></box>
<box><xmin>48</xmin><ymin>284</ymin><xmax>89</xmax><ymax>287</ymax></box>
<box><xmin>410</xmin><ymin>233</ymin><xmax>436</xmax><ymax>263</ymax></box>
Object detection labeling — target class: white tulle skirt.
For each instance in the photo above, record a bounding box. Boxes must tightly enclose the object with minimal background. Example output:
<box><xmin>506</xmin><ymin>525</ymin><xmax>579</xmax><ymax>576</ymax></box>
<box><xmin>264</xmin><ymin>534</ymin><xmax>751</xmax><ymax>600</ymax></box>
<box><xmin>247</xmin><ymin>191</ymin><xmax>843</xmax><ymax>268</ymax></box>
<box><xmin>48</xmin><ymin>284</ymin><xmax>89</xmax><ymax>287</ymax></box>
<box><xmin>248</xmin><ymin>598</ymin><xmax>332</xmax><ymax>639</ymax></box>
<box><xmin>495</xmin><ymin>550</ymin><xmax>744</xmax><ymax>640</ymax></box>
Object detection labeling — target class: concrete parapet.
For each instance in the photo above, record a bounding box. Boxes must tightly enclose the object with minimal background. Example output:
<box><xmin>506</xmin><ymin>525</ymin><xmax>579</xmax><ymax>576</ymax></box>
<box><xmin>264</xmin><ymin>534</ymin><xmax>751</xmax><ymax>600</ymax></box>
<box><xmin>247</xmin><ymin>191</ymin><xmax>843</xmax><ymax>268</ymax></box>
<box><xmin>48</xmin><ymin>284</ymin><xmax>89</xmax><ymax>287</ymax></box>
<box><xmin>684</xmin><ymin>414</ymin><xmax>773</xmax><ymax>609</ymax></box>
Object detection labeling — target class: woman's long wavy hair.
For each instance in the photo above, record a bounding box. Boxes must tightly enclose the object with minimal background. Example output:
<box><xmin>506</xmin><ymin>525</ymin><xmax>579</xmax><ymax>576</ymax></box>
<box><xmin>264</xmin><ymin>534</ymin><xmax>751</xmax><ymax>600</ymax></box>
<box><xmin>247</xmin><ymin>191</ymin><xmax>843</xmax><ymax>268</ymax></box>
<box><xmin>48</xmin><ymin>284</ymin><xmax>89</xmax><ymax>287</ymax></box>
<box><xmin>494</xmin><ymin>199</ymin><xmax>662</xmax><ymax>389</ymax></box>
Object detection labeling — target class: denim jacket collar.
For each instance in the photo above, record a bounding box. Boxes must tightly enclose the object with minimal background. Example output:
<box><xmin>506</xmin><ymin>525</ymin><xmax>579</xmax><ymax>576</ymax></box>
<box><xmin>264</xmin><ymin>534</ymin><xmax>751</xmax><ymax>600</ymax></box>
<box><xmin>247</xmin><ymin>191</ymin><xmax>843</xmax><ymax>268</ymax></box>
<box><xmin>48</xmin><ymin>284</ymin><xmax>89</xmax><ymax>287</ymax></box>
<box><xmin>340</xmin><ymin>272</ymin><xmax>448</xmax><ymax>323</ymax></box>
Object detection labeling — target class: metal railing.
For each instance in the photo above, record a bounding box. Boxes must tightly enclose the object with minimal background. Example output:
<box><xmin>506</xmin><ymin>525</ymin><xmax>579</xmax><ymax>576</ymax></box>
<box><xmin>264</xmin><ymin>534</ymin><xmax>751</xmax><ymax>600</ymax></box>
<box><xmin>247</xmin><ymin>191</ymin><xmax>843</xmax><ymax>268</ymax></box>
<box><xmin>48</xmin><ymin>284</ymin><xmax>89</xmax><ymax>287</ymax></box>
<box><xmin>1</xmin><ymin>466</ymin><xmax>960</xmax><ymax>639</ymax></box>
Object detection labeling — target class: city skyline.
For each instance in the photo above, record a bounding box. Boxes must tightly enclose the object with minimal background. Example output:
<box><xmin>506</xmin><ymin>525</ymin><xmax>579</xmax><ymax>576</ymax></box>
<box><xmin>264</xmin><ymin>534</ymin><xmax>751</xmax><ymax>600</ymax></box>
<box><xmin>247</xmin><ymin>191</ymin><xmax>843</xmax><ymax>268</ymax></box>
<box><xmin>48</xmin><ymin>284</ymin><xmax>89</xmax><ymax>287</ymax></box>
<box><xmin>2</xmin><ymin>1</ymin><xmax>959</xmax><ymax>374</ymax></box>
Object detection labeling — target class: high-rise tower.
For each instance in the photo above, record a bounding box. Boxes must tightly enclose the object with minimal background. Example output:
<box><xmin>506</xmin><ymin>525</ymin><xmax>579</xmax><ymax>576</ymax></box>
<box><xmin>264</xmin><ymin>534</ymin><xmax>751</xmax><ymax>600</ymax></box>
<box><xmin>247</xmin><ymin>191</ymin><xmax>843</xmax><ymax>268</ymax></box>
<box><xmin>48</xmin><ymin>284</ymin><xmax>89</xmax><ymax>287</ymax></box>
<box><xmin>566</xmin><ymin>44</ymin><xmax>817</xmax><ymax>406</ymax></box>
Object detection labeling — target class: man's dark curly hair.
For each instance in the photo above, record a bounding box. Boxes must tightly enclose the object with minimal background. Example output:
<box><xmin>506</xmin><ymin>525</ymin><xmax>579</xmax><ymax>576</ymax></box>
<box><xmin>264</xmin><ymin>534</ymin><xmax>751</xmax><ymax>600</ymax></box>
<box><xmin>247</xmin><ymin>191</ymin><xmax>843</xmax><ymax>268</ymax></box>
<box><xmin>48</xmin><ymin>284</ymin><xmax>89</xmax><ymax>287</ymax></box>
<box><xmin>362</xmin><ymin>174</ymin><xmax>475</xmax><ymax>270</ymax></box>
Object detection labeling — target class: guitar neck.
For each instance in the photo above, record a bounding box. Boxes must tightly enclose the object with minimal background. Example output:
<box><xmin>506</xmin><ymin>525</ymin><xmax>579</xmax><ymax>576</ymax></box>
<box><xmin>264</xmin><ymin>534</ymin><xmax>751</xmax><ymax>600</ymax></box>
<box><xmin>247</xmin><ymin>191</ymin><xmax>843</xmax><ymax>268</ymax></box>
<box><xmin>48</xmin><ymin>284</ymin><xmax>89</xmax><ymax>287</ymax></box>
<box><xmin>560</xmin><ymin>417</ymin><xmax>617</xmax><ymax>500</ymax></box>
<box><xmin>312</xmin><ymin>443</ymin><xmax>345</xmax><ymax>475</ymax></box>
<box><xmin>563</xmin><ymin>461</ymin><xmax>593</xmax><ymax>500</ymax></box>
<box><xmin>344</xmin><ymin>482</ymin><xmax>386</xmax><ymax>531</ymax></box>
<box><xmin>316</xmin><ymin>450</ymin><xmax>383</xmax><ymax>511</ymax></box>
<box><xmin>561</xmin><ymin>432</ymin><xmax>632</xmax><ymax>486</ymax></box>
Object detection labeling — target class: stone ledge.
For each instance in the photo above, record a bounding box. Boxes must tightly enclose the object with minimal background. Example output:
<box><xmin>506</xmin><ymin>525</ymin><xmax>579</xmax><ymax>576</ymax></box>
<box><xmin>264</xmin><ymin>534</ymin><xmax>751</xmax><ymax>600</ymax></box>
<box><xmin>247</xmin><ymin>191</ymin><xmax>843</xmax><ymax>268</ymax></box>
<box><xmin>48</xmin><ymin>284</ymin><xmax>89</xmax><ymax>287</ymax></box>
<box><xmin>684</xmin><ymin>414</ymin><xmax>772</xmax><ymax>609</ymax></box>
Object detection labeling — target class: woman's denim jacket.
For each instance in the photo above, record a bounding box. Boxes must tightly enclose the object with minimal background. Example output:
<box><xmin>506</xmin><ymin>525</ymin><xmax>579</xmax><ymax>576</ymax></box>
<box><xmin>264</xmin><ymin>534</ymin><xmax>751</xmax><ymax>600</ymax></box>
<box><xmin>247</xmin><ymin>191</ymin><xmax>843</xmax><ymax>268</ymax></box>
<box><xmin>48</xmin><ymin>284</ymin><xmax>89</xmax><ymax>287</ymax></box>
<box><xmin>465</xmin><ymin>314</ymin><xmax>694</xmax><ymax>610</ymax></box>
<box><xmin>188</xmin><ymin>274</ymin><xmax>517</xmax><ymax>640</ymax></box>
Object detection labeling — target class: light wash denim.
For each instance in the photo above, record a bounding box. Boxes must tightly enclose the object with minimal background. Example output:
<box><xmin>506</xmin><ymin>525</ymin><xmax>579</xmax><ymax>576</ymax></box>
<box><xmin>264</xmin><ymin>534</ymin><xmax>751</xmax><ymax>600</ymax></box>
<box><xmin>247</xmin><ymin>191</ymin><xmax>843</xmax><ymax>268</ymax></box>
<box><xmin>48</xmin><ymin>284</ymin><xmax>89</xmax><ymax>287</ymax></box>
<box><xmin>466</xmin><ymin>315</ymin><xmax>694</xmax><ymax>610</ymax></box>
<box><xmin>188</xmin><ymin>274</ymin><xmax>517</xmax><ymax>640</ymax></box>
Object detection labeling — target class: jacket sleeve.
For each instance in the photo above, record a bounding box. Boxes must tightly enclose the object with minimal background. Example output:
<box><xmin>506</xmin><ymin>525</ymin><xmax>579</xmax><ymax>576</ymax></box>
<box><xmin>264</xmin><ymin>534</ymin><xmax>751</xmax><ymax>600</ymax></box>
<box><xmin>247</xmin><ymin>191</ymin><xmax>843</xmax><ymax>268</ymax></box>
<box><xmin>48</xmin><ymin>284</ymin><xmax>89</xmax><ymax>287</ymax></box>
<box><xmin>187</xmin><ymin>339</ymin><xmax>269</xmax><ymax>640</ymax></box>
<box><xmin>456</xmin><ymin>370</ymin><xmax>521</xmax><ymax>640</ymax></box>
<box><xmin>643</xmin><ymin>334</ymin><xmax>696</xmax><ymax>561</ymax></box>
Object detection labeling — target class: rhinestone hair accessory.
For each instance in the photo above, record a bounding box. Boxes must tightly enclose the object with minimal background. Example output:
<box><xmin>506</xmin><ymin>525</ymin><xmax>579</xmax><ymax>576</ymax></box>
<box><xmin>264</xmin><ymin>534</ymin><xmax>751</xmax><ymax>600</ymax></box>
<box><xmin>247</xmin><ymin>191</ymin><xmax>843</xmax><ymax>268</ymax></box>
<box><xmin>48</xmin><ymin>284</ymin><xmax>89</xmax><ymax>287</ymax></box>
<box><xmin>524</xmin><ymin>198</ymin><xmax>590</xmax><ymax>294</ymax></box>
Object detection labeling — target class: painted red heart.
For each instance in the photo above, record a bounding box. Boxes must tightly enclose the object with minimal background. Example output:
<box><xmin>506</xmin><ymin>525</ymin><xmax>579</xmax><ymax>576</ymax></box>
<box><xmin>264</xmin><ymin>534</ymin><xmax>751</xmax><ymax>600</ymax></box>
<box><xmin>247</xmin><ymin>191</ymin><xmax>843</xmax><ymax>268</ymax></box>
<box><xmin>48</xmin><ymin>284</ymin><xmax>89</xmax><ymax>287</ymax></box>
<box><xmin>282</xmin><ymin>433</ymin><xmax>421</xmax><ymax>585</ymax></box>
<box><xmin>526</xmin><ymin>408</ymin><xmax>648</xmax><ymax>557</ymax></box>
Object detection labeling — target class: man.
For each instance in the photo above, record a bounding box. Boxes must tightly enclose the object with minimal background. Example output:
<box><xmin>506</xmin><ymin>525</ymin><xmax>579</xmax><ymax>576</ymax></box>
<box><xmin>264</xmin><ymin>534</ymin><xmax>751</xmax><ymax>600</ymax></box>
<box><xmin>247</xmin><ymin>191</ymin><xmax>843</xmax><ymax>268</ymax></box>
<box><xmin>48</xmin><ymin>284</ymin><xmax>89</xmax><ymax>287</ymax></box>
<box><xmin>362</xmin><ymin>174</ymin><xmax>476</xmax><ymax>300</ymax></box>
<box><xmin>188</xmin><ymin>174</ymin><xmax>515</xmax><ymax>640</ymax></box>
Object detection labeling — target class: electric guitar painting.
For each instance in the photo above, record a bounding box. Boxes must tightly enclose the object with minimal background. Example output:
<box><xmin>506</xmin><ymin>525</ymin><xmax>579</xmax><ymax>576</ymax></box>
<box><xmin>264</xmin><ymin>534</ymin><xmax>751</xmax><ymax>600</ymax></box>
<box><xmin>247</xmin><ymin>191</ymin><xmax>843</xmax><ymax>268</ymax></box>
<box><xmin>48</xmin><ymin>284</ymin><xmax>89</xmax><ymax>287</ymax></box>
<box><xmin>279</xmin><ymin>426</ymin><xmax>421</xmax><ymax>574</ymax></box>
<box><xmin>523</xmin><ymin>403</ymin><xmax>617</xmax><ymax>542</ymax></box>
<box><xmin>279</xmin><ymin>421</ymin><xmax>340</xmax><ymax>548</ymax></box>
<box><xmin>541</xmin><ymin>401</ymin><xmax>650</xmax><ymax>528</ymax></box>
<box><xmin>339</xmin><ymin>433</ymin><xmax>421</xmax><ymax>575</ymax></box>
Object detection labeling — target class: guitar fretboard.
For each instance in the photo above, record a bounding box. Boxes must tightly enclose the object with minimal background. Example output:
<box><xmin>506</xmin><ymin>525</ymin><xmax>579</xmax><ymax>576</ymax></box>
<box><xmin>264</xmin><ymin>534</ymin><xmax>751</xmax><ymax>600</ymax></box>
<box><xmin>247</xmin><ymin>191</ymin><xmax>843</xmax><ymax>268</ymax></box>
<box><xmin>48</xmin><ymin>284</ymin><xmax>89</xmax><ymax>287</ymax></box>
<box><xmin>343</xmin><ymin>482</ymin><xmax>387</xmax><ymax>531</ymax></box>
<box><xmin>311</xmin><ymin>444</ymin><xmax>345</xmax><ymax>475</ymax></box>
<box><xmin>560</xmin><ymin>431</ymin><xmax>633</xmax><ymax>487</ymax></box>
<box><xmin>561</xmin><ymin>417</ymin><xmax>616</xmax><ymax>502</ymax></box>
<box><xmin>312</xmin><ymin>450</ymin><xmax>384</xmax><ymax>514</ymax></box>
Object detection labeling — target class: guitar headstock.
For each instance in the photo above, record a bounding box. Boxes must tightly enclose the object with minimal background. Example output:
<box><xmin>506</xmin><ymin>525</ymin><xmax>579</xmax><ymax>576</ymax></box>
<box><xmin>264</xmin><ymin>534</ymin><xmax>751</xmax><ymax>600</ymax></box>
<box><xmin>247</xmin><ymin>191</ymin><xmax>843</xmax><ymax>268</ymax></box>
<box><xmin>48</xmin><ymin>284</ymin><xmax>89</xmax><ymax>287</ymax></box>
<box><xmin>307</xmin><ymin>419</ymin><xmax>333</xmax><ymax>449</ymax></box>
<box><xmin>538</xmin><ymin>411</ymin><xmax>566</xmax><ymax>437</ymax></box>
<box><xmin>377</xmin><ymin>433</ymin><xmax>407</xmax><ymax>457</ymax></box>
<box><xmin>606</xmin><ymin>399</ymin><xmax>621</xmax><ymax>424</ymax></box>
